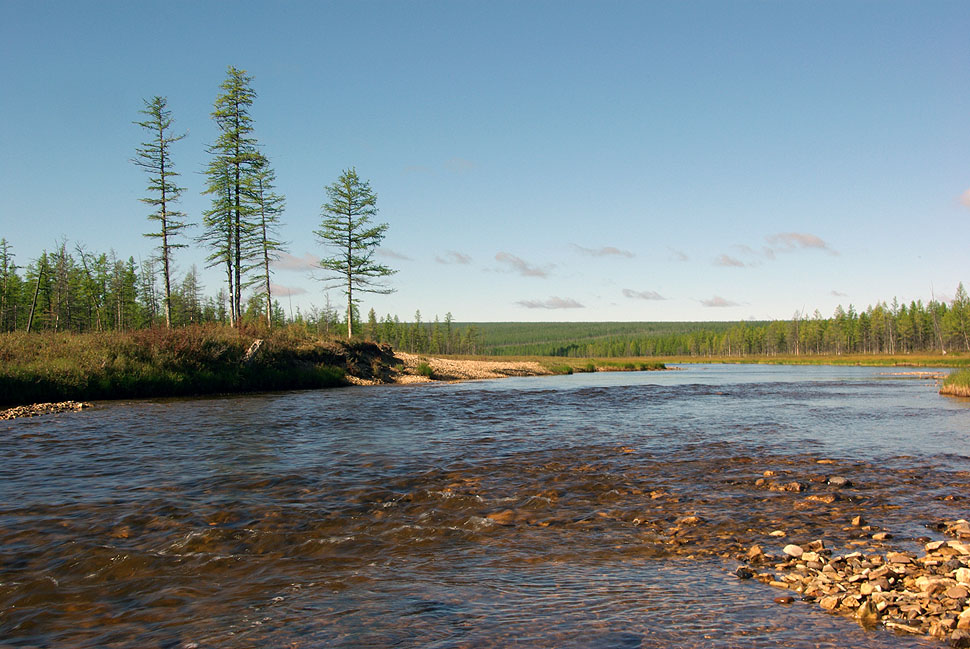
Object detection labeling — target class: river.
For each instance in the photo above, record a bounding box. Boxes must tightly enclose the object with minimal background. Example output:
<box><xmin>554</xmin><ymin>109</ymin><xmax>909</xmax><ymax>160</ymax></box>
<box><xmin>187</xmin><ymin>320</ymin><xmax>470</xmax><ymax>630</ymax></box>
<box><xmin>2</xmin><ymin>365</ymin><xmax>968</xmax><ymax>648</ymax></box>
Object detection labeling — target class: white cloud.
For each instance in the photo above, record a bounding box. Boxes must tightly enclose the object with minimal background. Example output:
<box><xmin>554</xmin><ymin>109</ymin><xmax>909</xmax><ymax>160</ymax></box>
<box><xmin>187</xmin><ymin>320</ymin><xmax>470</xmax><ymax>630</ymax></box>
<box><xmin>270</xmin><ymin>283</ymin><xmax>308</xmax><ymax>297</ymax></box>
<box><xmin>572</xmin><ymin>244</ymin><xmax>635</xmax><ymax>258</ymax></box>
<box><xmin>701</xmin><ymin>296</ymin><xmax>740</xmax><ymax>307</ymax></box>
<box><xmin>272</xmin><ymin>252</ymin><xmax>320</xmax><ymax>271</ymax></box>
<box><xmin>623</xmin><ymin>288</ymin><xmax>665</xmax><ymax>300</ymax></box>
<box><xmin>766</xmin><ymin>232</ymin><xmax>833</xmax><ymax>253</ymax></box>
<box><xmin>714</xmin><ymin>254</ymin><xmax>746</xmax><ymax>267</ymax></box>
<box><xmin>668</xmin><ymin>248</ymin><xmax>689</xmax><ymax>262</ymax></box>
<box><xmin>495</xmin><ymin>252</ymin><xmax>551</xmax><ymax>278</ymax></box>
<box><xmin>378</xmin><ymin>248</ymin><xmax>412</xmax><ymax>261</ymax></box>
<box><xmin>516</xmin><ymin>296</ymin><xmax>584</xmax><ymax>309</ymax></box>
<box><xmin>435</xmin><ymin>250</ymin><xmax>473</xmax><ymax>265</ymax></box>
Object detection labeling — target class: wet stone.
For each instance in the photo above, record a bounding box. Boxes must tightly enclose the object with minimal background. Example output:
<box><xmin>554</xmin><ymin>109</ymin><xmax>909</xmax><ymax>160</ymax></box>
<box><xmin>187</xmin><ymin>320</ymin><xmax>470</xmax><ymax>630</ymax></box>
<box><xmin>783</xmin><ymin>544</ymin><xmax>804</xmax><ymax>558</ymax></box>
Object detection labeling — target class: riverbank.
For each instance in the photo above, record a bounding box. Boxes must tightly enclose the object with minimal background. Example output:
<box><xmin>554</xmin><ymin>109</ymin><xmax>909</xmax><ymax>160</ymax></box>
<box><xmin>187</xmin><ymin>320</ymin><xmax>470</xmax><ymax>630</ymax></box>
<box><xmin>0</xmin><ymin>327</ymin><xmax>374</xmax><ymax>408</ymax></box>
<box><xmin>0</xmin><ymin>328</ymin><xmax>673</xmax><ymax>413</ymax></box>
<box><xmin>8</xmin><ymin>326</ymin><xmax>966</xmax><ymax>413</ymax></box>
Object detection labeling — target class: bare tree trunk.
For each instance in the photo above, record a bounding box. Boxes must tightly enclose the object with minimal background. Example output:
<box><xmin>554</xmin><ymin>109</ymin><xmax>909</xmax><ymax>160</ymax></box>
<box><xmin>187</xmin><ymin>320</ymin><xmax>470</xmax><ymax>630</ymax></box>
<box><xmin>26</xmin><ymin>267</ymin><xmax>42</xmax><ymax>333</ymax></box>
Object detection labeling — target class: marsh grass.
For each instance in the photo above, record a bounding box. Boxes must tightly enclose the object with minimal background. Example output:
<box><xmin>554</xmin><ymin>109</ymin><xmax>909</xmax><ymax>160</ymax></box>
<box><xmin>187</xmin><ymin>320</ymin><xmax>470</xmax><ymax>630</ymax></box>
<box><xmin>941</xmin><ymin>369</ymin><xmax>970</xmax><ymax>398</ymax></box>
<box><xmin>0</xmin><ymin>325</ymin><xmax>352</xmax><ymax>407</ymax></box>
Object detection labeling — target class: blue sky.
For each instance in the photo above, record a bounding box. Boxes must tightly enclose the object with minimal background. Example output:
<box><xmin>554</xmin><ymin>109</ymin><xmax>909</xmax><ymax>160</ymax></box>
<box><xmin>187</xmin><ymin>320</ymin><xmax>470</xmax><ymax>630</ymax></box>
<box><xmin>1</xmin><ymin>1</ymin><xmax>968</xmax><ymax>322</ymax></box>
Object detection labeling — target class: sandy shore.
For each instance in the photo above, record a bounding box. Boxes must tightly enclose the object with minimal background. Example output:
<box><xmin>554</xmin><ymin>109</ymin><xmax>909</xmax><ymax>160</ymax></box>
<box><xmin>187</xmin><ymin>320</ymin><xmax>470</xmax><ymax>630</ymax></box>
<box><xmin>346</xmin><ymin>352</ymin><xmax>553</xmax><ymax>385</ymax></box>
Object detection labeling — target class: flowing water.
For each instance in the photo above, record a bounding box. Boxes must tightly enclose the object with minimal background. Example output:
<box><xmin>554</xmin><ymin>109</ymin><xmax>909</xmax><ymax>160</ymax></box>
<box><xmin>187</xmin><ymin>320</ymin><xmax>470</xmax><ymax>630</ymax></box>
<box><xmin>2</xmin><ymin>365</ymin><xmax>969</xmax><ymax>648</ymax></box>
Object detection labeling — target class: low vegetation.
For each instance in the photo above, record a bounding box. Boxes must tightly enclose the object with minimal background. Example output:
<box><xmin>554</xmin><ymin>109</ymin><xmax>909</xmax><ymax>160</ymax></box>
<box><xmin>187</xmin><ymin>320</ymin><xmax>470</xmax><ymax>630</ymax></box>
<box><xmin>0</xmin><ymin>325</ymin><xmax>400</xmax><ymax>408</ymax></box>
<box><xmin>941</xmin><ymin>369</ymin><xmax>970</xmax><ymax>397</ymax></box>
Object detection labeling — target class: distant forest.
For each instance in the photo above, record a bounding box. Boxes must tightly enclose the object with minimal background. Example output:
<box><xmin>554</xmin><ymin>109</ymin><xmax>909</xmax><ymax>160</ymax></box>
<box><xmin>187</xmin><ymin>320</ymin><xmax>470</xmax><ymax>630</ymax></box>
<box><xmin>2</xmin><ymin>237</ymin><xmax>968</xmax><ymax>358</ymax></box>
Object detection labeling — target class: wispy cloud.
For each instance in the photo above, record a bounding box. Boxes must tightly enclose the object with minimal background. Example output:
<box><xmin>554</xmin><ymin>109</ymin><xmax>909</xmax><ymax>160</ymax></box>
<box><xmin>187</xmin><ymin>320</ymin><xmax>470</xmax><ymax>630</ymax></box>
<box><xmin>714</xmin><ymin>254</ymin><xmax>746</xmax><ymax>268</ymax></box>
<box><xmin>623</xmin><ymin>288</ymin><xmax>665</xmax><ymax>300</ymax></box>
<box><xmin>572</xmin><ymin>244</ymin><xmax>635</xmax><ymax>258</ymax></box>
<box><xmin>830</xmin><ymin>290</ymin><xmax>848</xmax><ymax>297</ymax></box>
<box><xmin>766</xmin><ymin>232</ymin><xmax>834</xmax><ymax>254</ymax></box>
<box><xmin>495</xmin><ymin>252</ymin><xmax>551</xmax><ymax>278</ymax></box>
<box><xmin>272</xmin><ymin>252</ymin><xmax>320</xmax><ymax>271</ymax></box>
<box><xmin>716</xmin><ymin>232</ymin><xmax>835</xmax><ymax>268</ymax></box>
<box><xmin>435</xmin><ymin>250</ymin><xmax>473</xmax><ymax>265</ymax></box>
<box><xmin>960</xmin><ymin>189</ymin><xmax>970</xmax><ymax>207</ymax></box>
<box><xmin>445</xmin><ymin>157</ymin><xmax>477</xmax><ymax>173</ymax></box>
<box><xmin>378</xmin><ymin>248</ymin><xmax>412</xmax><ymax>261</ymax></box>
<box><xmin>701</xmin><ymin>296</ymin><xmax>740</xmax><ymax>307</ymax></box>
<box><xmin>668</xmin><ymin>248</ymin><xmax>689</xmax><ymax>262</ymax></box>
<box><xmin>270</xmin><ymin>283</ymin><xmax>308</xmax><ymax>297</ymax></box>
<box><xmin>516</xmin><ymin>296</ymin><xmax>584</xmax><ymax>309</ymax></box>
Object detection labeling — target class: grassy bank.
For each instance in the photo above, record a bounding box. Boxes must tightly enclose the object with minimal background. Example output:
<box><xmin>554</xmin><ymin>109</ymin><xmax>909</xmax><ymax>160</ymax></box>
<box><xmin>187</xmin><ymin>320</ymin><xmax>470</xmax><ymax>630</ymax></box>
<box><xmin>941</xmin><ymin>369</ymin><xmax>970</xmax><ymax>397</ymax></box>
<box><xmin>0</xmin><ymin>326</ymin><xmax>398</xmax><ymax>407</ymax></box>
<box><xmin>641</xmin><ymin>353</ymin><xmax>968</xmax><ymax>367</ymax></box>
<box><xmin>539</xmin><ymin>358</ymin><xmax>668</xmax><ymax>374</ymax></box>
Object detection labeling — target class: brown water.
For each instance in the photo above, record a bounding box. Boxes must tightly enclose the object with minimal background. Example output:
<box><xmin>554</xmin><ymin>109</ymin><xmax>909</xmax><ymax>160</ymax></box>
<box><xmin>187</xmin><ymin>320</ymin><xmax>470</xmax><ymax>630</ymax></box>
<box><xmin>2</xmin><ymin>365</ymin><xmax>968</xmax><ymax>648</ymax></box>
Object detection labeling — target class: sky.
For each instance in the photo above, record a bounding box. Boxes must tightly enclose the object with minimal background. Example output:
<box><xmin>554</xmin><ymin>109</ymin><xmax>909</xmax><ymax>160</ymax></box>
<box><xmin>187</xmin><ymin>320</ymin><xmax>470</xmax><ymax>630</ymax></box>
<box><xmin>1</xmin><ymin>1</ymin><xmax>969</xmax><ymax>323</ymax></box>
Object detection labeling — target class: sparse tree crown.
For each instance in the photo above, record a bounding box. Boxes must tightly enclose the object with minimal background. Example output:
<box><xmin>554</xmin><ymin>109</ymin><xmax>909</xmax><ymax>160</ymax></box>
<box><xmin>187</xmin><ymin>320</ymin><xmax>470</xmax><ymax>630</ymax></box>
<box><xmin>315</xmin><ymin>168</ymin><xmax>396</xmax><ymax>338</ymax></box>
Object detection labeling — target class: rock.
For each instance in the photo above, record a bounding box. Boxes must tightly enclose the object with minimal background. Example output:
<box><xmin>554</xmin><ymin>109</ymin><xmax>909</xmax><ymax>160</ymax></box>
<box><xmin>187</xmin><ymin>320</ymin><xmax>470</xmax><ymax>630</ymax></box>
<box><xmin>783</xmin><ymin>544</ymin><xmax>804</xmax><ymax>558</ymax></box>
<box><xmin>746</xmin><ymin>544</ymin><xmax>765</xmax><ymax>562</ymax></box>
<box><xmin>949</xmin><ymin>541</ymin><xmax>970</xmax><ymax>555</ymax></box>
<box><xmin>769</xmin><ymin>530</ymin><xmax>786</xmax><ymax>537</ymax></box>
<box><xmin>957</xmin><ymin>609</ymin><xmax>970</xmax><ymax>631</ymax></box>
<box><xmin>887</xmin><ymin>551</ymin><xmax>915</xmax><ymax>564</ymax></box>
<box><xmin>872</xmin><ymin>532</ymin><xmax>892</xmax><ymax>541</ymax></box>
<box><xmin>676</xmin><ymin>515</ymin><xmax>703</xmax><ymax>526</ymax></box>
<box><xmin>774</xmin><ymin>595</ymin><xmax>794</xmax><ymax>604</ymax></box>
<box><xmin>819</xmin><ymin>595</ymin><xmax>841</xmax><ymax>610</ymax></box>
<box><xmin>851</xmin><ymin>515</ymin><xmax>866</xmax><ymax>527</ymax></box>
<box><xmin>828</xmin><ymin>476</ymin><xmax>852</xmax><ymax>488</ymax></box>
<box><xmin>956</xmin><ymin>568</ymin><xmax>970</xmax><ymax>584</ymax></box>
<box><xmin>952</xmin><ymin>630</ymin><xmax>970</xmax><ymax>648</ymax></box>
<box><xmin>806</xmin><ymin>493</ymin><xmax>838</xmax><ymax>504</ymax></box>
<box><xmin>857</xmin><ymin>599</ymin><xmax>880</xmax><ymax>626</ymax></box>
<box><xmin>486</xmin><ymin>510</ymin><xmax>516</xmax><ymax>525</ymax></box>
<box><xmin>947</xmin><ymin>585</ymin><xmax>969</xmax><ymax>599</ymax></box>
<box><xmin>736</xmin><ymin>566</ymin><xmax>755</xmax><ymax>579</ymax></box>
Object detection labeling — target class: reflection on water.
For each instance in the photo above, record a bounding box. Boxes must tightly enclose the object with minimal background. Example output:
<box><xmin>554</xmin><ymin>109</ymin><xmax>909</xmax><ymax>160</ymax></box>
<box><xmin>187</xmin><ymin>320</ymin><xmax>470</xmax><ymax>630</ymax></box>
<box><xmin>1</xmin><ymin>365</ymin><xmax>966</xmax><ymax>647</ymax></box>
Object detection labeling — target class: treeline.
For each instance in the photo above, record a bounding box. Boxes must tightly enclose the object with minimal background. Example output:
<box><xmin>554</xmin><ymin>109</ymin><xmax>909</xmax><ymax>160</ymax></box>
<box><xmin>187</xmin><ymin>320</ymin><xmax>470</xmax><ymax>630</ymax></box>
<box><xmin>360</xmin><ymin>310</ymin><xmax>486</xmax><ymax>356</ymax></box>
<box><xmin>3</xmin><ymin>235</ymin><xmax>968</xmax><ymax>359</ymax></box>
<box><xmin>461</xmin><ymin>289</ymin><xmax>970</xmax><ymax>358</ymax></box>
<box><xmin>0</xmin><ymin>237</ymin><xmax>488</xmax><ymax>351</ymax></box>
<box><xmin>0</xmin><ymin>238</ymin><xmax>263</xmax><ymax>333</ymax></box>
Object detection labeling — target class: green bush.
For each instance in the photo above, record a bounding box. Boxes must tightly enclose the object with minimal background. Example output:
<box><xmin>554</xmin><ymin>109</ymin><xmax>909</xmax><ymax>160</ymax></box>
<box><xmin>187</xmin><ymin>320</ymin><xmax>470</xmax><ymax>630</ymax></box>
<box><xmin>548</xmin><ymin>364</ymin><xmax>574</xmax><ymax>375</ymax></box>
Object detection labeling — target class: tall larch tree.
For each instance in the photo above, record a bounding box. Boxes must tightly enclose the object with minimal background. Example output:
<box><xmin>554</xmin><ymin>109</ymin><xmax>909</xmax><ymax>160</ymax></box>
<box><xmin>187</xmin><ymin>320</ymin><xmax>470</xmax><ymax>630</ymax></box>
<box><xmin>248</xmin><ymin>159</ymin><xmax>286</xmax><ymax>327</ymax></box>
<box><xmin>133</xmin><ymin>96</ymin><xmax>188</xmax><ymax>328</ymax></box>
<box><xmin>201</xmin><ymin>66</ymin><xmax>262</xmax><ymax>326</ymax></box>
<box><xmin>315</xmin><ymin>168</ymin><xmax>396</xmax><ymax>338</ymax></box>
